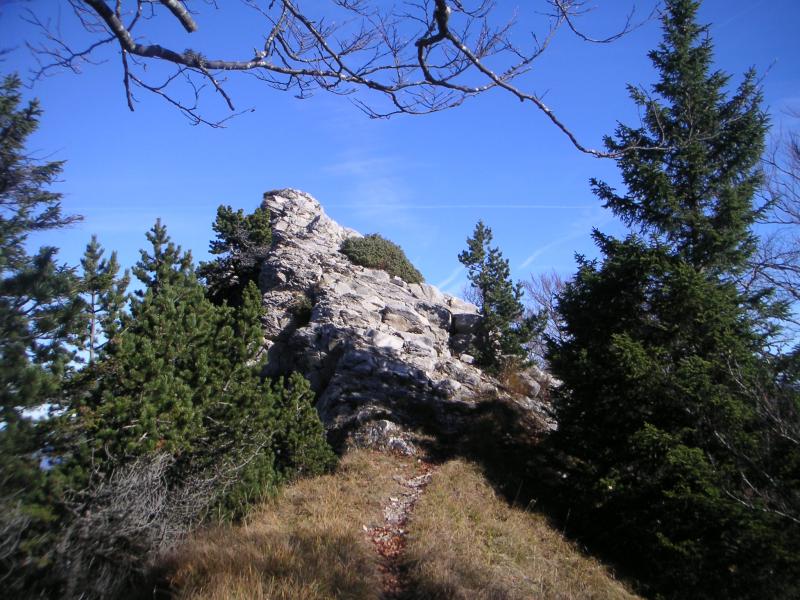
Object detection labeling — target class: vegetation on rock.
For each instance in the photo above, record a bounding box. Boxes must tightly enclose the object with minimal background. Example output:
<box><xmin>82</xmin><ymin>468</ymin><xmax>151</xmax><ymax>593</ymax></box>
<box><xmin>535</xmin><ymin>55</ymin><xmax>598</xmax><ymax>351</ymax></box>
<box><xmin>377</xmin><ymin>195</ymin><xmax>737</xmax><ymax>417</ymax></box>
<box><xmin>289</xmin><ymin>291</ymin><xmax>314</xmax><ymax>326</ymax></box>
<box><xmin>198</xmin><ymin>204</ymin><xmax>272</xmax><ymax>307</ymax></box>
<box><xmin>341</xmin><ymin>233</ymin><xmax>423</xmax><ymax>284</ymax></box>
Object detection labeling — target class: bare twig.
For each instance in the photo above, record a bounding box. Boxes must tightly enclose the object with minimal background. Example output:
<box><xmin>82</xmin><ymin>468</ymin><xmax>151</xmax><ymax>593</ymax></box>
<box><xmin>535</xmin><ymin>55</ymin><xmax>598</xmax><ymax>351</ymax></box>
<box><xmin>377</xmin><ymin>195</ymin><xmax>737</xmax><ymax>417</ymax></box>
<box><xmin>745</xmin><ymin>125</ymin><xmax>800</xmax><ymax>325</ymax></box>
<box><xmin>524</xmin><ymin>269</ymin><xmax>566</xmax><ymax>365</ymax></box>
<box><xmin>26</xmin><ymin>0</ymin><xmax>655</xmax><ymax>155</ymax></box>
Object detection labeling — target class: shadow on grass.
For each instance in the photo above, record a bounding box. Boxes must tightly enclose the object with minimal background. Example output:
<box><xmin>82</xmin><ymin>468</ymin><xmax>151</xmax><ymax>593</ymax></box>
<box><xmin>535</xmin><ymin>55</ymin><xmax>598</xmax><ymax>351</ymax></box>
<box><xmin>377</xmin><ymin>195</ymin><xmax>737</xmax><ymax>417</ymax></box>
<box><xmin>347</xmin><ymin>392</ymin><xmax>644</xmax><ymax>599</ymax></box>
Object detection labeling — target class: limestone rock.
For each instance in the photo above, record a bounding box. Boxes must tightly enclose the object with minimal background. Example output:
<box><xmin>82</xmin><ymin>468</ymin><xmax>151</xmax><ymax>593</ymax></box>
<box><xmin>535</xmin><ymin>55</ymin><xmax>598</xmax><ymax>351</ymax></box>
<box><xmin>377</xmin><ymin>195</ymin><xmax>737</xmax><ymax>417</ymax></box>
<box><xmin>258</xmin><ymin>189</ymin><xmax>553</xmax><ymax>451</ymax></box>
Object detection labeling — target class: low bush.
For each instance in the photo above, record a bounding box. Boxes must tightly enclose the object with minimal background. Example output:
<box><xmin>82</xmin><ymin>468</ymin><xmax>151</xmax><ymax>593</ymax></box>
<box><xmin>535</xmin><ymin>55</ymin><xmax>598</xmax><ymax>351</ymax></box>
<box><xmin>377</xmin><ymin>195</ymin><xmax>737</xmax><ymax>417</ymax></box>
<box><xmin>341</xmin><ymin>234</ymin><xmax>423</xmax><ymax>284</ymax></box>
<box><xmin>289</xmin><ymin>292</ymin><xmax>314</xmax><ymax>326</ymax></box>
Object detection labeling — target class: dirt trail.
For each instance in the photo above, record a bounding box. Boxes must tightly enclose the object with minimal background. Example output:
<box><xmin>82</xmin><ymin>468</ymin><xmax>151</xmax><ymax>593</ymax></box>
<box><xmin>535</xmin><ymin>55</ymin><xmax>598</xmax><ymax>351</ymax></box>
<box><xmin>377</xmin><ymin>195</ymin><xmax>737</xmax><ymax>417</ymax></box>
<box><xmin>364</xmin><ymin>459</ymin><xmax>436</xmax><ymax>599</ymax></box>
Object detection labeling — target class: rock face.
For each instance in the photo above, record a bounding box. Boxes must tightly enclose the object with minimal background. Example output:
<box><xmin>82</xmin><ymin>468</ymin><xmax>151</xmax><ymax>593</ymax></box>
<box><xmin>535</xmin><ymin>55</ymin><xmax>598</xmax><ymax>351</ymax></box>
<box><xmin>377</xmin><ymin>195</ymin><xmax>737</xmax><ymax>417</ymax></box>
<box><xmin>259</xmin><ymin>189</ymin><xmax>551</xmax><ymax>450</ymax></box>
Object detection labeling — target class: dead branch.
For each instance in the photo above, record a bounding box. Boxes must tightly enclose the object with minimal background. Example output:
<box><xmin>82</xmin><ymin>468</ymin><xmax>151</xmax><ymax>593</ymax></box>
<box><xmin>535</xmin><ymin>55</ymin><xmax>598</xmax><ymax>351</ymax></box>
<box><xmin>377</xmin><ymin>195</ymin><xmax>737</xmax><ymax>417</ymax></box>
<box><xmin>26</xmin><ymin>0</ymin><xmax>654</xmax><ymax>156</ymax></box>
<box><xmin>50</xmin><ymin>440</ymin><xmax>272</xmax><ymax>599</ymax></box>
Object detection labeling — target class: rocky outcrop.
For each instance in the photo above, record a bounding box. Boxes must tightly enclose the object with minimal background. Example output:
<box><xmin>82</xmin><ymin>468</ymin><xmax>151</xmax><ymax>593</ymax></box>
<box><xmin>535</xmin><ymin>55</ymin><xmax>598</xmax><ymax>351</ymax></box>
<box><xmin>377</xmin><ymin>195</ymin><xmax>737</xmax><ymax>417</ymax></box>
<box><xmin>258</xmin><ymin>189</ymin><xmax>552</xmax><ymax>451</ymax></box>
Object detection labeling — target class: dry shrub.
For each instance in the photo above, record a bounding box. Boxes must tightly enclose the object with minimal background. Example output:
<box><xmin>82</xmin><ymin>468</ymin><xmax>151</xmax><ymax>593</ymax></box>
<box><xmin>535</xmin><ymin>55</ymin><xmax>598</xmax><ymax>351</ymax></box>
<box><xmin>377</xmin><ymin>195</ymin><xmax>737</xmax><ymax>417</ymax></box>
<box><xmin>161</xmin><ymin>450</ymin><xmax>413</xmax><ymax>600</ymax></box>
<box><xmin>53</xmin><ymin>453</ymin><xmax>221</xmax><ymax>599</ymax></box>
<box><xmin>402</xmin><ymin>460</ymin><xmax>640</xmax><ymax>600</ymax></box>
<box><xmin>497</xmin><ymin>362</ymin><xmax>531</xmax><ymax>397</ymax></box>
<box><xmin>0</xmin><ymin>495</ymin><xmax>31</xmax><ymax>579</ymax></box>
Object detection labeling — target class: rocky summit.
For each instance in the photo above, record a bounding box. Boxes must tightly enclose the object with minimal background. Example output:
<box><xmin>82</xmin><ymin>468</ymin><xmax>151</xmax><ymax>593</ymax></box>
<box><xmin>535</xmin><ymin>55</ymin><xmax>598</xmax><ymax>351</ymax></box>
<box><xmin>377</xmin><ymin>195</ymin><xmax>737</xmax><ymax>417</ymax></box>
<box><xmin>258</xmin><ymin>189</ymin><xmax>552</xmax><ymax>453</ymax></box>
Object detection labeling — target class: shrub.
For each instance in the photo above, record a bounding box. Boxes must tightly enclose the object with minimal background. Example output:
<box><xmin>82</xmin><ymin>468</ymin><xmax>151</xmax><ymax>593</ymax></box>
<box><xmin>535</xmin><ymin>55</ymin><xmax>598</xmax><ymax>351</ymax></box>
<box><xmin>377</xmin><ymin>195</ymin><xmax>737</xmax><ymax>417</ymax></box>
<box><xmin>289</xmin><ymin>292</ymin><xmax>314</xmax><ymax>327</ymax></box>
<box><xmin>340</xmin><ymin>234</ymin><xmax>423</xmax><ymax>284</ymax></box>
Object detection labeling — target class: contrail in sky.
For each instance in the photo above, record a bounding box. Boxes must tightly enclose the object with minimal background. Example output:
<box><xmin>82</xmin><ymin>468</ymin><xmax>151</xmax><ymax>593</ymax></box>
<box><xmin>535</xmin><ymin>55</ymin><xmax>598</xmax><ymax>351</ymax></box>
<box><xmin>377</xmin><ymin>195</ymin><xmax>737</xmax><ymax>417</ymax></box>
<box><xmin>329</xmin><ymin>204</ymin><xmax>593</xmax><ymax>209</ymax></box>
<box><xmin>435</xmin><ymin>265</ymin><xmax>464</xmax><ymax>290</ymax></box>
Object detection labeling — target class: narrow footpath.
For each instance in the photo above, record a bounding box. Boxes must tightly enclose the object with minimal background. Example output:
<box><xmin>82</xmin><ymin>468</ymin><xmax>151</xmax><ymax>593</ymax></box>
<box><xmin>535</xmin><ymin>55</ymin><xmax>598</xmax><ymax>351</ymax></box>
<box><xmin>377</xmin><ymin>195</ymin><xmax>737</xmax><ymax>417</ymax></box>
<box><xmin>364</xmin><ymin>459</ymin><xmax>436</xmax><ymax>599</ymax></box>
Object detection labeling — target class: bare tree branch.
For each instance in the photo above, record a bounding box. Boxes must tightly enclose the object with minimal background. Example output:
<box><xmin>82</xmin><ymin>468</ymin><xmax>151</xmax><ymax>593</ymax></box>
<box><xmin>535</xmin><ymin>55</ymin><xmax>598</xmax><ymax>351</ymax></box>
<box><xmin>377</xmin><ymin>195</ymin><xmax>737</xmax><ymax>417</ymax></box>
<box><xmin>25</xmin><ymin>0</ymin><xmax>656</xmax><ymax>155</ymax></box>
<box><xmin>720</xmin><ymin>357</ymin><xmax>800</xmax><ymax>526</ymax></box>
<box><xmin>524</xmin><ymin>269</ymin><xmax>566</xmax><ymax>366</ymax></box>
<box><xmin>551</xmin><ymin>0</ymin><xmax>652</xmax><ymax>44</ymax></box>
<box><xmin>159</xmin><ymin>0</ymin><xmax>197</xmax><ymax>33</ymax></box>
<box><xmin>745</xmin><ymin>123</ymin><xmax>800</xmax><ymax>328</ymax></box>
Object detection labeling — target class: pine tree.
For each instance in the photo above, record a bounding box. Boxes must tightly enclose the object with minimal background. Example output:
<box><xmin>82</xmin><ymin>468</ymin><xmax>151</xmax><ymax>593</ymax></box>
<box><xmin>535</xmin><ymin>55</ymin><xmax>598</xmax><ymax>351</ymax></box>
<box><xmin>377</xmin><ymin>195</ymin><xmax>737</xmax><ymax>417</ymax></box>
<box><xmin>131</xmin><ymin>218</ymin><xmax>193</xmax><ymax>297</ymax></box>
<box><xmin>87</xmin><ymin>221</ymin><xmax>213</xmax><ymax>458</ymax></box>
<box><xmin>458</xmin><ymin>220</ymin><xmax>535</xmax><ymax>371</ymax></box>
<box><xmin>548</xmin><ymin>2</ymin><xmax>797</xmax><ymax>597</ymax></box>
<box><xmin>197</xmin><ymin>204</ymin><xmax>272</xmax><ymax>306</ymax></box>
<box><xmin>80</xmin><ymin>222</ymin><xmax>333</xmax><ymax>515</ymax></box>
<box><xmin>78</xmin><ymin>235</ymin><xmax>130</xmax><ymax>363</ymax></box>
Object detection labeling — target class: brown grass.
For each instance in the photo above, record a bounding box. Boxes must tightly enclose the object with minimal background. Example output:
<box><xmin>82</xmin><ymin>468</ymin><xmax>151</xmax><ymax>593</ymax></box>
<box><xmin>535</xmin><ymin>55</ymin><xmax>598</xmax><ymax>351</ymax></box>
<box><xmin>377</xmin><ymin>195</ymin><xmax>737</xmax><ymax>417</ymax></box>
<box><xmin>401</xmin><ymin>460</ymin><xmax>641</xmax><ymax>600</ymax></box>
<box><xmin>497</xmin><ymin>362</ymin><xmax>531</xmax><ymax>397</ymax></box>
<box><xmin>159</xmin><ymin>451</ymin><xmax>640</xmax><ymax>600</ymax></box>
<box><xmin>160</xmin><ymin>450</ymin><xmax>416</xmax><ymax>600</ymax></box>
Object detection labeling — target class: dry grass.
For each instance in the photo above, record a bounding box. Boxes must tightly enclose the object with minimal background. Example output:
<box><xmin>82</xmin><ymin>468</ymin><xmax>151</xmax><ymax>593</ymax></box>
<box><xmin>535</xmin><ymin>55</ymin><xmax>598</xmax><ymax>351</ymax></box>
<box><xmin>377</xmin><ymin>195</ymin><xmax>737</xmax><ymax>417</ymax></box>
<box><xmin>496</xmin><ymin>363</ymin><xmax>531</xmax><ymax>397</ymax></box>
<box><xmin>401</xmin><ymin>460</ymin><xmax>641</xmax><ymax>600</ymax></box>
<box><xmin>160</xmin><ymin>450</ymin><xmax>416</xmax><ymax>600</ymax></box>
<box><xmin>159</xmin><ymin>451</ymin><xmax>641</xmax><ymax>600</ymax></box>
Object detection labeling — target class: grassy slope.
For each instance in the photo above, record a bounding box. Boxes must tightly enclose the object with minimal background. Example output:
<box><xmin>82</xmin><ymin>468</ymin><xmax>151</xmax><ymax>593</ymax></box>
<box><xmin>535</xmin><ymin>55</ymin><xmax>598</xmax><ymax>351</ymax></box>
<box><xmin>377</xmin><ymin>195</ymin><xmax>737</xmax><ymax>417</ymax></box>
<box><xmin>161</xmin><ymin>450</ymin><xmax>639</xmax><ymax>600</ymax></box>
<box><xmin>402</xmin><ymin>460</ymin><xmax>639</xmax><ymax>600</ymax></box>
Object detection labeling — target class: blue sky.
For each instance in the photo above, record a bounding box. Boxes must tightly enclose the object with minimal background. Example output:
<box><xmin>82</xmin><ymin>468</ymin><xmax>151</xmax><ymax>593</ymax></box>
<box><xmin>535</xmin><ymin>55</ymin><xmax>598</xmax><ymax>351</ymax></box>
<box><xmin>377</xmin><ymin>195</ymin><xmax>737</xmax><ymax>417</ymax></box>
<box><xmin>1</xmin><ymin>0</ymin><xmax>798</xmax><ymax>298</ymax></box>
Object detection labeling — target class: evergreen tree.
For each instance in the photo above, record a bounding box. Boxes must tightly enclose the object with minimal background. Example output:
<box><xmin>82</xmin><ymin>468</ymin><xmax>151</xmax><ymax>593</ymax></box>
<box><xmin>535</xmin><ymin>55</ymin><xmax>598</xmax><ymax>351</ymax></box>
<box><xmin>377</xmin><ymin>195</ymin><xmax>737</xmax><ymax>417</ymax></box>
<box><xmin>0</xmin><ymin>74</ymin><xmax>82</xmax><ymax>424</ymax></box>
<box><xmin>78</xmin><ymin>235</ymin><xmax>130</xmax><ymax>363</ymax></box>
<box><xmin>0</xmin><ymin>73</ymin><xmax>82</xmax><ymax>590</ymax></box>
<box><xmin>548</xmin><ymin>2</ymin><xmax>797</xmax><ymax>597</ymax></box>
<box><xmin>131</xmin><ymin>218</ymin><xmax>193</xmax><ymax>297</ymax></box>
<box><xmin>459</xmin><ymin>220</ymin><xmax>536</xmax><ymax>371</ymax></box>
<box><xmin>197</xmin><ymin>204</ymin><xmax>271</xmax><ymax>306</ymax></box>
<box><xmin>80</xmin><ymin>223</ymin><xmax>333</xmax><ymax>512</ymax></box>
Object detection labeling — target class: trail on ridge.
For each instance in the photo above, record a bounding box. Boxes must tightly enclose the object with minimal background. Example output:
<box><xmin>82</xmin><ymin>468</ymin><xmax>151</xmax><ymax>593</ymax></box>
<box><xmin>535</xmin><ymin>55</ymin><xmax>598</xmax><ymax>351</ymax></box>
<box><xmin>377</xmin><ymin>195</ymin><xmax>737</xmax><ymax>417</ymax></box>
<box><xmin>364</xmin><ymin>458</ymin><xmax>436</xmax><ymax>599</ymax></box>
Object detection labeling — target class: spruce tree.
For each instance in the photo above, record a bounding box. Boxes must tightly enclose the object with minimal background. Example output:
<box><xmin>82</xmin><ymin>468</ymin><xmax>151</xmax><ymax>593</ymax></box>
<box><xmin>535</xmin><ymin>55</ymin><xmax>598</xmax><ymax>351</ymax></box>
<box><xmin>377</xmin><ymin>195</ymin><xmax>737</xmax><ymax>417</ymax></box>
<box><xmin>548</xmin><ymin>2</ymin><xmax>797</xmax><ymax>597</ymax></box>
<box><xmin>197</xmin><ymin>204</ymin><xmax>272</xmax><ymax>306</ymax></box>
<box><xmin>78</xmin><ymin>235</ymin><xmax>130</xmax><ymax>363</ymax></box>
<box><xmin>0</xmin><ymin>73</ymin><xmax>83</xmax><ymax>590</ymax></box>
<box><xmin>459</xmin><ymin>220</ymin><xmax>535</xmax><ymax>371</ymax></box>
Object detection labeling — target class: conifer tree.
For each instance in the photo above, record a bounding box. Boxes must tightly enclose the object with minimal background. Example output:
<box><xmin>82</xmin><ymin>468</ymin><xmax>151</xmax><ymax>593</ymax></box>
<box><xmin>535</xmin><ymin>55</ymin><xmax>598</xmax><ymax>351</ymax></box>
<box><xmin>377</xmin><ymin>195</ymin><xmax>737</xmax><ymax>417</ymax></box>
<box><xmin>197</xmin><ymin>204</ymin><xmax>272</xmax><ymax>306</ymax></box>
<box><xmin>82</xmin><ymin>223</ymin><xmax>333</xmax><ymax>513</ymax></box>
<box><xmin>548</xmin><ymin>2</ymin><xmax>797</xmax><ymax>597</ymax></box>
<box><xmin>131</xmin><ymin>218</ymin><xmax>193</xmax><ymax>297</ymax></box>
<box><xmin>78</xmin><ymin>235</ymin><xmax>129</xmax><ymax>363</ymax></box>
<box><xmin>459</xmin><ymin>220</ymin><xmax>535</xmax><ymax>371</ymax></box>
<box><xmin>0</xmin><ymin>73</ymin><xmax>82</xmax><ymax>589</ymax></box>
<box><xmin>0</xmin><ymin>74</ymin><xmax>82</xmax><ymax>424</ymax></box>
